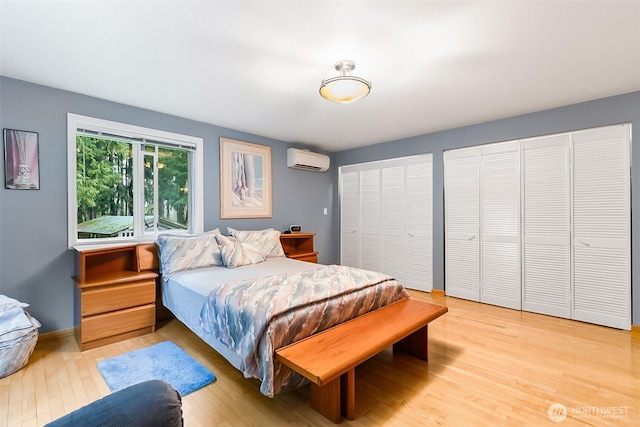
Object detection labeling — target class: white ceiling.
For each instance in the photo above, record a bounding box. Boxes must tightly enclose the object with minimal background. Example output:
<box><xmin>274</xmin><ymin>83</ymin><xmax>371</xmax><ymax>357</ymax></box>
<box><xmin>1</xmin><ymin>1</ymin><xmax>639</xmax><ymax>152</ymax></box>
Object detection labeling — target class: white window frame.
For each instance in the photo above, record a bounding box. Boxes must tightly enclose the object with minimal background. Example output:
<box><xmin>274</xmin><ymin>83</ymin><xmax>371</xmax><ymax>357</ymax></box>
<box><xmin>67</xmin><ymin>113</ymin><xmax>204</xmax><ymax>248</ymax></box>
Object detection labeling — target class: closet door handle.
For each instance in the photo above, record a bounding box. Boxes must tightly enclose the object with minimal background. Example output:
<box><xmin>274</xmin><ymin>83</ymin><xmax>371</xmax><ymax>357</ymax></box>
<box><xmin>579</xmin><ymin>240</ymin><xmax>590</xmax><ymax>247</ymax></box>
<box><xmin>468</xmin><ymin>235</ymin><xmax>476</xmax><ymax>241</ymax></box>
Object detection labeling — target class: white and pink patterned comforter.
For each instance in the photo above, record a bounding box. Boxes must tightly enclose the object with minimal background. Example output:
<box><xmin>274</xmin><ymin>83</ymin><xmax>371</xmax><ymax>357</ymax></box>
<box><xmin>199</xmin><ymin>264</ymin><xmax>409</xmax><ymax>397</ymax></box>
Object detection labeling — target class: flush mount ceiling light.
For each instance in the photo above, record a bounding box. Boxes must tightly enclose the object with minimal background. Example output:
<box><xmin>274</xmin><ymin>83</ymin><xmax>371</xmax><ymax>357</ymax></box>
<box><xmin>319</xmin><ymin>60</ymin><xmax>371</xmax><ymax>104</ymax></box>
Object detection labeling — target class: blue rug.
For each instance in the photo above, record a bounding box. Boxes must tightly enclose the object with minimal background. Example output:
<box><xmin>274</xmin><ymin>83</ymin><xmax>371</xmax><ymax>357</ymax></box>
<box><xmin>97</xmin><ymin>341</ymin><xmax>215</xmax><ymax>396</ymax></box>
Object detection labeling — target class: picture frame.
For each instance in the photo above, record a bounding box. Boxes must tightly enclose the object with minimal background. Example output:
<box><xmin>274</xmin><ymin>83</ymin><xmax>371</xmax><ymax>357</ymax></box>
<box><xmin>220</xmin><ymin>137</ymin><xmax>272</xmax><ymax>218</ymax></box>
<box><xmin>4</xmin><ymin>128</ymin><xmax>40</xmax><ymax>190</ymax></box>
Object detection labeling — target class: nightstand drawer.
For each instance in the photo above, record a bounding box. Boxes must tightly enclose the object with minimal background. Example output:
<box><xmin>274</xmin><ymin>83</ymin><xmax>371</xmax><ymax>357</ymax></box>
<box><xmin>82</xmin><ymin>304</ymin><xmax>155</xmax><ymax>344</ymax></box>
<box><xmin>82</xmin><ymin>280</ymin><xmax>156</xmax><ymax>316</ymax></box>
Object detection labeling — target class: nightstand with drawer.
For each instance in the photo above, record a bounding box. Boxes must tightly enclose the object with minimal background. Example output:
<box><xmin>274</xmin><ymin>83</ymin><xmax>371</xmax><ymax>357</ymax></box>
<box><xmin>279</xmin><ymin>232</ymin><xmax>318</xmax><ymax>263</ymax></box>
<box><xmin>73</xmin><ymin>244</ymin><xmax>158</xmax><ymax>351</ymax></box>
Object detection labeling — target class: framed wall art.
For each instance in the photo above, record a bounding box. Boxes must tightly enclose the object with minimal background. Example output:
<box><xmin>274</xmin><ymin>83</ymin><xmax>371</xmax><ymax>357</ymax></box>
<box><xmin>4</xmin><ymin>128</ymin><xmax>40</xmax><ymax>190</ymax></box>
<box><xmin>220</xmin><ymin>137</ymin><xmax>272</xmax><ymax>218</ymax></box>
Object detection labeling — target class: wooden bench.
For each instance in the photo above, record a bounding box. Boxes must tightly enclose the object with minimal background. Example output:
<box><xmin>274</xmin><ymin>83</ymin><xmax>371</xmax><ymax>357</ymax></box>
<box><xmin>275</xmin><ymin>298</ymin><xmax>448</xmax><ymax>423</ymax></box>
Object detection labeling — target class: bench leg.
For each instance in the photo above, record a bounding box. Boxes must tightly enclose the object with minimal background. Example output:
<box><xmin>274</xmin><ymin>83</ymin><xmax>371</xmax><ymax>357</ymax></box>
<box><xmin>310</xmin><ymin>377</ymin><xmax>342</xmax><ymax>423</ymax></box>
<box><xmin>393</xmin><ymin>324</ymin><xmax>428</xmax><ymax>361</ymax></box>
<box><xmin>340</xmin><ymin>369</ymin><xmax>356</xmax><ymax>420</ymax></box>
<box><xmin>309</xmin><ymin>367</ymin><xmax>356</xmax><ymax>423</ymax></box>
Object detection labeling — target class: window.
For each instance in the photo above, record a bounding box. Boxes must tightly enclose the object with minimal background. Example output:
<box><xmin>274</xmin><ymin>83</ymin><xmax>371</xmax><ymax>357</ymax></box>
<box><xmin>67</xmin><ymin>114</ymin><xmax>203</xmax><ymax>247</ymax></box>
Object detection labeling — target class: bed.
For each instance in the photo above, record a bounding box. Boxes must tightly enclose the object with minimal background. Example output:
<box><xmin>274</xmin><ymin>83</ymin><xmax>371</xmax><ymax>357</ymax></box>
<box><xmin>156</xmin><ymin>229</ymin><xmax>409</xmax><ymax>397</ymax></box>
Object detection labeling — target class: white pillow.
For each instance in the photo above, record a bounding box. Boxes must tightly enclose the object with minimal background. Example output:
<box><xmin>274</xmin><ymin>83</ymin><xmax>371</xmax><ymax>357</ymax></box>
<box><xmin>156</xmin><ymin>233</ymin><xmax>224</xmax><ymax>276</ymax></box>
<box><xmin>227</xmin><ymin>227</ymin><xmax>285</xmax><ymax>258</ymax></box>
<box><xmin>215</xmin><ymin>234</ymin><xmax>266</xmax><ymax>268</ymax></box>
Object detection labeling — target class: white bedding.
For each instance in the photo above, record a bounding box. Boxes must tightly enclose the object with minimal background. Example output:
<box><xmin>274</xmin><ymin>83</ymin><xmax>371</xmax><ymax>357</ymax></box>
<box><xmin>161</xmin><ymin>257</ymin><xmax>322</xmax><ymax>372</ymax></box>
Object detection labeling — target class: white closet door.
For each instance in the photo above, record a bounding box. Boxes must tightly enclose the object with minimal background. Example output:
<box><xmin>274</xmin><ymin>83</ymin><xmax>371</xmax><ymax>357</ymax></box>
<box><xmin>480</xmin><ymin>141</ymin><xmax>521</xmax><ymax>309</ymax></box>
<box><xmin>445</xmin><ymin>147</ymin><xmax>480</xmax><ymax>301</ymax></box>
<box><xmin>404</xmin><ymin>157</ymin><xmax>433</xmax><ymax>291</ymax></box>
<box><xmin>359</xmin><ymin>169</ymin><xmax>382</xmax><ymax>272</ymax></box>
<box><xmin>341</xmin><ymin>155</ymin><xmax>433</xmax><ymax>291</ymax></box>
<box><xmin>572</xmin><ymin>124</ymin><xmax>631</xmax><ymax>330</ymax></box>
<box><xmin>522</xmin><ymin>135</ymin><xmax>571</xmax><ymax>318</ymax></box>
<box><xmin>381</xmin><ymin>165</ymin><xmax>406</xmax><ymax>283</ymax></box>
<box><xmin>340</xmin><ymin>170</ymin><xmax>360</xmax><ymax>267</ymax></box>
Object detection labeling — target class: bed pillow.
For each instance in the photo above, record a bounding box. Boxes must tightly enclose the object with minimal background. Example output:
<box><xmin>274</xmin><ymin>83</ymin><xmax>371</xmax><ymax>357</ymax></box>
<box><xmin>156</xmin><ymin>232</ymin><xmax>224</xmax><ymax>276</ymax></box>
<box><xmin>215</xmin><ymin>234</ymin><xmax>266</xmax><ymax>268</ymax></box>
<box><xmin>227</xmin><ymin>227</ymin><xmax>285</xmax><ymax>258</ymax></box>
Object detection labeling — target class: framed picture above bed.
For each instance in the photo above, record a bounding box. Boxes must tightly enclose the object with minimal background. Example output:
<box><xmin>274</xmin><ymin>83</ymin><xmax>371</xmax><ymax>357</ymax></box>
<box><xmin>220</xmin><ymin>138</ymin><xmax>272</xmax><ymax>218</ymax></box>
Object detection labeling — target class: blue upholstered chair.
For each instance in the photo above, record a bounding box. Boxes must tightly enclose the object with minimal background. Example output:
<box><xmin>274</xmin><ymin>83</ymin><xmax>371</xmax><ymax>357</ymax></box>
<box><xmin>44</xmin><ymin>380</ymin><xmax>183</xmax><ymax>427</ymax></box>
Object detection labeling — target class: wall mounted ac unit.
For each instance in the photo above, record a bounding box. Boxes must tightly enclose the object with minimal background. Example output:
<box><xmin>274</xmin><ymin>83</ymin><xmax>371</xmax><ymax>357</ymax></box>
<box><xmin>287</xmin><ymin>148</ymin><xmax>330</xmax><ymax>172</ymax></box>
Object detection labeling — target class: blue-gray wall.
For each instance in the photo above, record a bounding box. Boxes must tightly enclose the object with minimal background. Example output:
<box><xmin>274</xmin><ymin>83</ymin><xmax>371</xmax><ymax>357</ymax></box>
<box><xmin>0</xmin><ymin>76</ymin><xmax>334</xmax><ymax>332</ymax></box>
<box><xmin>1</xmin><ymin>75</ymin><xmax>638</xmax><ymax>332</ymax></box>
<box><xmin>333</xmin><ymin>91</ymin><xmax>640</xmax><ymax>326</ymax></box>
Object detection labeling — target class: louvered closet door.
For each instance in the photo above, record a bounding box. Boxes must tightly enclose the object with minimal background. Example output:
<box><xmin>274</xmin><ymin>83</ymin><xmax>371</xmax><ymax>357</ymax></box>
<box><xmin>404</xmin><ymin>157</ymin><xmax>433</xmax><ymax>291</ymax></box>
<box><xmin>340</xmin><ymin>170</ymin><xmax>360</xmax><ymax>267</ymax></box>
<box><xmin>381</xmin><ymin>164</ymin><xmax>406</xmax><ymax>283</ymax></box>
<box><xmin>522</xmin><ymin>135</ymin><xmax>571</xmax><ymax>318</ymax></box>
<box><xmin>480</xmin><ymin>141</ymin><xmax>521</xmax><ymax>309</ymax></box>
<box><xmin>445</xmin><ymin>147</ymin><xmax>480</xmax><ymax>301</ymax></box>
<box><xmin>359</xmin><ymin>169</ymin><xmax>382</xmax><ymax>272</ymax></box>
<box><xmin>572</xmin><ymin>125</ymin><xmax>631</xmax><ymax>330</ymax></box>
<box><xmin>341</xmin><ymin>155</ymin><xmax>433</xmax><ymax>291</ymax></box>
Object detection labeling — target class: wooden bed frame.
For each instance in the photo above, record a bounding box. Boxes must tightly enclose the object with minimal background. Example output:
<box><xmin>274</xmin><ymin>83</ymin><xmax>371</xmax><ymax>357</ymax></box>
<box><xmin>141</xmin><ymin>242</ymin><xmax>448</xmax><ymax>422</ymax></box>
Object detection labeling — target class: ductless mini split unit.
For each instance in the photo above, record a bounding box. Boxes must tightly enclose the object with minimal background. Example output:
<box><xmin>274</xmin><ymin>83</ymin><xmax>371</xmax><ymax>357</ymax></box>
<box><xmin>287</xmin><ymin>148</ymin><xmax>330</xmax><ymax>172</ymax></box>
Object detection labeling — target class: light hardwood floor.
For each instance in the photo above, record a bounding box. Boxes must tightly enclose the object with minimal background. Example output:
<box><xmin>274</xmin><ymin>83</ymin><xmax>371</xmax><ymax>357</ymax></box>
<box><xmin>2</xmin><ymin>290</ymin><xmax>638</xmax><ymax>426</ymax></box>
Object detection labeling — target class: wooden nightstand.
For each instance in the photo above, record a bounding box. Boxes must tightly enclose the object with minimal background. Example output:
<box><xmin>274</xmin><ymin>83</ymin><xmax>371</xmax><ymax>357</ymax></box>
<box><xmin>280</xmin><ymin>232</ymin><xmax>318</xmax><ymax>263</ymax></box>
<box><xmin>73</xmin><ymin>244</ymin><xmax>158</xmax><ymax>351</ymax></box>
